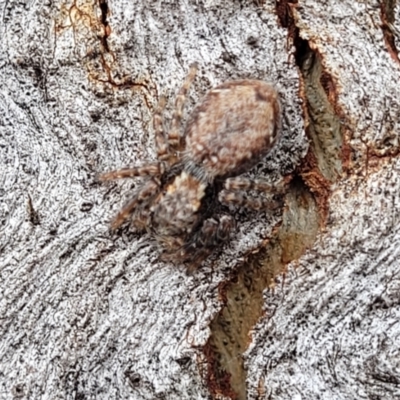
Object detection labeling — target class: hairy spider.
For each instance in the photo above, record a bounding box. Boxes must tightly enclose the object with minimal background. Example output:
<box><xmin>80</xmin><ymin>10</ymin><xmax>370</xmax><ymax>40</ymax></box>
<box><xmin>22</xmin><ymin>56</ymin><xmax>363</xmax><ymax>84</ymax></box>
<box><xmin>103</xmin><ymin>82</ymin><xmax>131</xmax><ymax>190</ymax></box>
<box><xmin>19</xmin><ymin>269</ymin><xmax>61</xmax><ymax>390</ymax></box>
<box><xmin>100</xmin><ymin>64</ymin><xmax>283</xmax><ymax>265</ymax></box>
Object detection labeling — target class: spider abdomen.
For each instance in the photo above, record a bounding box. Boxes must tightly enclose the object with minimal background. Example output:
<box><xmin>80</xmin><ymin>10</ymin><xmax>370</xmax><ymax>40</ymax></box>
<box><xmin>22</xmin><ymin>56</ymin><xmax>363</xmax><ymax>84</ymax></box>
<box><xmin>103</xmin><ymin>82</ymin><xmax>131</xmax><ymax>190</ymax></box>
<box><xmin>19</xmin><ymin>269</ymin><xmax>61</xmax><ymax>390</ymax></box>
<box><xmin>184</xmin><ymin>80</ymin><xmax>280</xmax><ymax>180</ymax></box>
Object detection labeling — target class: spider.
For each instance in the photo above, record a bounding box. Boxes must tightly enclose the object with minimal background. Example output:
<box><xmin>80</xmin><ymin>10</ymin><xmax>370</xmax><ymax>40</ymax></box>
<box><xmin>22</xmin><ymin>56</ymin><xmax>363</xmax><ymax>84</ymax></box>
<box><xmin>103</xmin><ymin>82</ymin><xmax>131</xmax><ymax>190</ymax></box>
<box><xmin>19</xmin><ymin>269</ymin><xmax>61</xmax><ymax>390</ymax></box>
<box><xmin>100</xmin><ymin>64</ymin><xmax>284</xmax><ymax>265</ymax></box>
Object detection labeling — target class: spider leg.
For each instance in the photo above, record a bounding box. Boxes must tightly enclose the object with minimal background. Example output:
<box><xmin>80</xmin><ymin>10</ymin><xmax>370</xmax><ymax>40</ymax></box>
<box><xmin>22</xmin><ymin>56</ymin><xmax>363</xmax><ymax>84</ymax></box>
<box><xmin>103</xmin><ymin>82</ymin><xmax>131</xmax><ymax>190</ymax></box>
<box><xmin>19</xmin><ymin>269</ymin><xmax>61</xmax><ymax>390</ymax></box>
<box><xmin>223</xmin><ymin>176</ymin><xmax>285</xmax><ymax>193</ymax></box>
<box><xmin>220</xmin><ymin>176</ymin><xmax>286</xmax><ymax>210</ymax></box>
<box><xmin>110</xmin><ymin>178</ymin><xmax>159</xmax><ymax>230</ymax></box>
<box><xmin>180</xmin><ymin>215</ymin><xmax>235</xmax><ymax>264</ymax></box>
<box><xmin>130</xmin><ymin>206</ymin><xmax>151</xmax><ymax>232</ymax></box>
<box><xmin>99</xmin><ymin>162</ymin><xmax>166</xmax><ymax>181</ymax></box>
<box><xmin>153</xmin><ymin>96</ymin><xmax>170</xmax><ymax>161</ymax></box>
<box><xmin>168</xmin><ymin>63</ymin><xmax>198</xmax><ymax>151</ymax></box>
<box><xmin>201</xmin><ymin>215</ymin><xmax>234</xmax><ymax>245</ymax></box>
<box><xmin>218</xmin><ymin>189</ymin><xmax>281</xmax><ymax>211</ymax></box>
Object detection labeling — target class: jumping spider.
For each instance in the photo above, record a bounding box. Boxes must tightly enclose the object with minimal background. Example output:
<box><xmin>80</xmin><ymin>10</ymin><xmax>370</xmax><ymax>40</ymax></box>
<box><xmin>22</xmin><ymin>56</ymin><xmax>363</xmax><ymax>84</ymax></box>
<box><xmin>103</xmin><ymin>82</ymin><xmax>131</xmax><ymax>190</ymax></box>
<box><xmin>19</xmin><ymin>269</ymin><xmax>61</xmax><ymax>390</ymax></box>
<box><xmin>100</xmin><ymin>64</ymin><xmax>283</xmax><ymax>265</ymax></box>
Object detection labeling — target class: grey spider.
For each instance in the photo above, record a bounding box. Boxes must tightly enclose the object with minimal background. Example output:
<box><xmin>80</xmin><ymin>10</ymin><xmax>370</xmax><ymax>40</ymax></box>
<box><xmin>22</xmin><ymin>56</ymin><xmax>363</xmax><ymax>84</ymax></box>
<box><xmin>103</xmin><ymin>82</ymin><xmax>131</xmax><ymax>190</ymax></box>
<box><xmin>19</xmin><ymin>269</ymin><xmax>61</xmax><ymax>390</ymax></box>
<box><xmin>100</xmin><ymin>64</ymin><xmax>284</xmax><ymax>265</ymax></box>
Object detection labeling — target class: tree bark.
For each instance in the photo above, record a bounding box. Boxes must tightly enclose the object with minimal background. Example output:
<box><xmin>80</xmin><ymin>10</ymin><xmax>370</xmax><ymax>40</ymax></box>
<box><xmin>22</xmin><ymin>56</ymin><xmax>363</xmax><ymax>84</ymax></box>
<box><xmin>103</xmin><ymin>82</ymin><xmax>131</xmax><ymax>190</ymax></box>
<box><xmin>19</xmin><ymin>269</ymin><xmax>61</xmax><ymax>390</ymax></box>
<box><xmin>1</xmin><ymin>0</ymin><xmax>400</xmax><ymax>399</ymax></box>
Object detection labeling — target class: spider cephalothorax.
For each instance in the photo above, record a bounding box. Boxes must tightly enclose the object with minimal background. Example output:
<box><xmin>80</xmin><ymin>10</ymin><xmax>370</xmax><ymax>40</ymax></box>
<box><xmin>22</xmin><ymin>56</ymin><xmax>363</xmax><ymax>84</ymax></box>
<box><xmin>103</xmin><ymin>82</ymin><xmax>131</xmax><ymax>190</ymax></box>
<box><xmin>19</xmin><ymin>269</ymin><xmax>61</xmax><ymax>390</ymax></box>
<box><xmin>100</xmin><ymin>64</ymin><xmax>283</xmax><ymax>265</ymax></box>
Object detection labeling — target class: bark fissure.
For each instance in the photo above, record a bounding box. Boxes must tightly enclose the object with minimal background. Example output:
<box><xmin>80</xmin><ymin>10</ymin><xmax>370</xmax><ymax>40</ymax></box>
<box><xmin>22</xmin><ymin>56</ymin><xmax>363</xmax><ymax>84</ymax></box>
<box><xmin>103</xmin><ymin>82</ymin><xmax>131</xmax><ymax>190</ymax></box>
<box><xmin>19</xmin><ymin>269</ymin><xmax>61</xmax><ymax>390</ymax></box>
<box><xmin>98</xmin><ymin>0</ymin><xmax>110</xmax><ymax>53</ymax></box>
<box><xmin>56</xmin><ymin>0</ymin><xmax>152</xmax><ymax>101</ymax></box>
<box><xmin>296</xmin><ymin>44</ymin><xmax>343</xmax><ymax>182</ymax></box>
<box><xmin>203</xmin><ymin>2</ymin><xmax>350</xmax><ymax>398</ymax></box>
<box><xmin>205</xmin><ymin>179</ymin><xmax>319</xmax><ymax>400</ymax></box>
<box><xmin>379</xmin><ymin>0</ymin><xmax>400</xmax><ymax>65</ymax></box>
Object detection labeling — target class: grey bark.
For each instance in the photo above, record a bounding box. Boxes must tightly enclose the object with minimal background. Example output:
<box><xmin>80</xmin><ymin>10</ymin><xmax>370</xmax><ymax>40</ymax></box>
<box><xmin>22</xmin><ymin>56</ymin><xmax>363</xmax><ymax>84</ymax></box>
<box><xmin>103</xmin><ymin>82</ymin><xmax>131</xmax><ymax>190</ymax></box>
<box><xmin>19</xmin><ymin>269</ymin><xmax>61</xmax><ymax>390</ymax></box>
<box><xmin>1</xmin><ymin>1</ymin><xmax>400</xmax><ymax>399</ymax></box>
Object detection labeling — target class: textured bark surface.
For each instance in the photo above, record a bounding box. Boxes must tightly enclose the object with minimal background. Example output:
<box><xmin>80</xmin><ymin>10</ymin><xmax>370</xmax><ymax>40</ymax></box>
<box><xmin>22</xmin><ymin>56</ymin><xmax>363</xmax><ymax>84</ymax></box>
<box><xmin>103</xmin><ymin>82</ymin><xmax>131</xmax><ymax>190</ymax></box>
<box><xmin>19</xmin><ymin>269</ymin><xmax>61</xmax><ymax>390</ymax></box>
<box><xmin>1</xmin><ymin>1</ymin><xmax>400</xmax><ymax>399</ymax></box>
